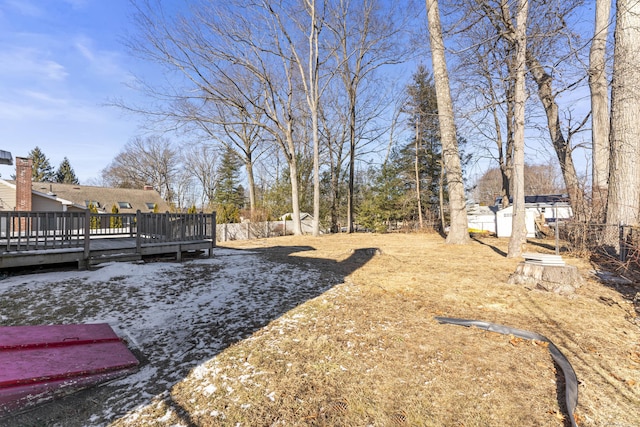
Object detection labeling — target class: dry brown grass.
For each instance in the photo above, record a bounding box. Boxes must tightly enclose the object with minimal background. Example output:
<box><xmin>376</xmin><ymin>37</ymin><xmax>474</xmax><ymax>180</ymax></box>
<box><xmin>113</xmin><ymin>232</ymin><xmax>640</xmax><ymax>427</ymax></box>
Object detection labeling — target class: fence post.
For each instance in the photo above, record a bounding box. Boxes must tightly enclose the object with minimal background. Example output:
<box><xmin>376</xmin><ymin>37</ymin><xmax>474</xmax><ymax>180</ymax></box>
<box><xmin>619</xmin><ymin>223</ymin><xmax>627</xmax><ymax>262</ymax></box>
<box><xmin>555</xmin><ymin>219</ymin><xmax>560</xmax><ymax>255</ymax></box>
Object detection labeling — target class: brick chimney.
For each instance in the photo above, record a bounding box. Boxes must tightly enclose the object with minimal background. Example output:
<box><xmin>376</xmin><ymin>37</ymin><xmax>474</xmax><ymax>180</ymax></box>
<box><xmin>15</xmin><ymin>157</ymin><xmax>32</xmax><ymax>212</ymax></box>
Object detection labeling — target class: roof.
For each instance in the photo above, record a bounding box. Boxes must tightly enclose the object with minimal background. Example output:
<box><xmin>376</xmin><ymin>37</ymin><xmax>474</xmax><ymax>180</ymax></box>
<box><xmin>28</xmin><ymin>182</ymin><xmax>170</xmax><ymax>213</ymax></box>
<box><xmin>0</xmin><ymin>150</ymin><xmax>12</xmax><ymax>165</ymax></box>
<box><xmin>467</xmin><ymin>204</ymin><xmax>499</xmax><ymax>216</ymax></box>
<box><xmin>495</xmin><ymin>194</ymin><xmax>571</xmax><ymax>207</ymax></box>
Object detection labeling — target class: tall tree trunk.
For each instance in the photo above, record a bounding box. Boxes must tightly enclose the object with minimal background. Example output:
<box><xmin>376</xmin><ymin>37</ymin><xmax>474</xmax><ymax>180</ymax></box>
<box><xmin>439</xmin><ymin>160</ymin><xmax>445</xmax><ymax>231</ymax></box>
<box><xmin>415</xmin><ymin>116</ymin><xmax>424</xmax><ymax>228</ymax></box>
<box><xmin>425</xmin><ymin>0</ymin><xmax>470</xmax><ymax>244</ymax></box>
<box><xmin>308</xmin><ymin>0</ymin><xmax>321</xmax><ymax>237</ymax></box>
<box><xmin>606</xmin><ymin>0</ymin><xmax>640</xmax><ymax>249</ymax></box>
<box><xmin>507</xmin><ymin>0</ymin><xmax>529</xmax><ymax>258</ymax></box>
<box><xmin>589</xmin><ymin>0</ymin><xmax>612</xmax><ymax>222</ymax></box>
<box><xmin>501</xmin><ymin>77</ymin><xmax>515</xmax><ymax>209</ymax></box>
<box><xmin>491</xmin><ymin>81</ymin><xmax>511</xmax><ymax>207</ymax></box>
<box><xmin>527</xmin><ymin>54</ymin><xmax>586</xmax><ymax>222</ymax></box>
<box><xmin>346</xmin><ymin>88</ymin><xmax>357</xmax><ymax>233</ymax></box>
<box><xmin>245</xmin><ymin>158</ymin><xmax>257</xmax><ymax>218</ymax></box>
<box><xmin>288</xmin><ymin>156</ymin><xmax>303</xmax><ymax>236</ymax></box>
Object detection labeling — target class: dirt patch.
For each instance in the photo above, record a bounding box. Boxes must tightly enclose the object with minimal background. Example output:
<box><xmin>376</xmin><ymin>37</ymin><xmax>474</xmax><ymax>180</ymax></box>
<box><xmin>2</xmin><ymin>233</ymin><xmax>639</xmax><ymax>426</ymax></box>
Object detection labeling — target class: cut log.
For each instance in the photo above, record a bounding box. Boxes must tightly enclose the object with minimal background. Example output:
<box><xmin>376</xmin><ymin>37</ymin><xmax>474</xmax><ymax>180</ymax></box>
<box><xmin>508</xmin><ymin>262</ymin><xmax>583</xmax><ymax>296</ymax></box>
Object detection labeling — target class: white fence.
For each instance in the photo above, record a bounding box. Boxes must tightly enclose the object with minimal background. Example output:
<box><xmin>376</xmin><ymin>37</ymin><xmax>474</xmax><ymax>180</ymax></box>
<box><xmin>216</xmin><ymin>219</ymin><xmax>315</xmax><ymax>242</ymax></box>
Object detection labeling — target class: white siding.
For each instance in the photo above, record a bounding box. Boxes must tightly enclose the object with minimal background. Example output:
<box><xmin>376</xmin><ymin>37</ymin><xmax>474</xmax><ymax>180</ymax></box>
<box><xmin>0</xmin><ymin>184</ymin><xmax>15</xmax><ymax>210</ymax></box>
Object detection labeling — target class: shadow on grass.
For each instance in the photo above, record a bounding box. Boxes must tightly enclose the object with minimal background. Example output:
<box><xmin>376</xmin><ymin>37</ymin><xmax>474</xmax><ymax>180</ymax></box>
<box><xmin>2</xmin><ymin>245</ymin><xmax>377</xmax><ymax>427</ymax></box>
<box><xmin>471</xmin><ymin>236</ymin><xmax>507</xmax><ymax>257</ymax></box>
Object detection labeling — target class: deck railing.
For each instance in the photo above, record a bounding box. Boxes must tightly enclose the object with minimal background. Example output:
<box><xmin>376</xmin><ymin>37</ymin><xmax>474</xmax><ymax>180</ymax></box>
<box><xmin>1</xmin><ymin>210</ymin><xmax>216</xmax><ymax>253</ymax></box>
<box><xmin>0</xmin><ymin>211</ymin><xmax>88</xmax><ymax>251</ymax></box>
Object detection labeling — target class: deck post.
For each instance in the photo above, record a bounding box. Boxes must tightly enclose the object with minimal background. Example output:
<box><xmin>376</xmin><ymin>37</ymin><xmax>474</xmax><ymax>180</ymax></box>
<box><xmin>209</xmin><ymin>212</ymin><xmax>216</xmax><ymax>257</ymax></box>
<box><xmin>82</xmin><ymin>209</ymin><xmax>91</xmax><ymax>269</ymax></box>
<box><xmin>136</xmin><ymin>210</ymin><xmax>142</xmax><ymax>255</ymax></box>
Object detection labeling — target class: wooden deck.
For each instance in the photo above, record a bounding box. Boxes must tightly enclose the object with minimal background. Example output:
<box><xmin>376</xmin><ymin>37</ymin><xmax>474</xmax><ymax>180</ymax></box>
<box><xmin>1</xmin><ymin>211</ymin><xmax>216</xmax><ymax>269</ymax></box>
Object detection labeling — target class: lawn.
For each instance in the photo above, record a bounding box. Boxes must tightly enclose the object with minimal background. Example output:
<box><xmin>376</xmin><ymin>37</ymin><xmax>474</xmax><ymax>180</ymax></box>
<box><xmin>1</xmin><ymin>233</ymin><xmax>639</xmax><ymax>426</ymax></box>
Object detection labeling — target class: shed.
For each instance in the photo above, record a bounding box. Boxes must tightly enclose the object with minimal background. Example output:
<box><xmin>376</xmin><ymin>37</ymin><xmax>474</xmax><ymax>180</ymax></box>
<box><xmin>495</xmin><ymin>205</ymin><xmax>538</xmax><ymax>238</ymax></box>
<box><xmin>467</xmin><ymin>204</ymin><xmax>498</xmax><ymax>234</ymax></box>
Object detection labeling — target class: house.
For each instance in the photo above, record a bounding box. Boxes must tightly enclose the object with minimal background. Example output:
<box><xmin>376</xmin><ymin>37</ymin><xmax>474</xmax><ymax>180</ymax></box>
<box><xmin>0</xmin><ymin>157</ymin><xmax>170</xmax><ymax>214</ymax></box>
<box><xmin>468</xmin><ymin>194</ymin><xmax>573</xmax><ymax>238</ymax></box>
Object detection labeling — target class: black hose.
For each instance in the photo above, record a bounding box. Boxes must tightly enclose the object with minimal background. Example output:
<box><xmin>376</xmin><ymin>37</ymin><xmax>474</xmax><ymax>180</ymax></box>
<box><xmin>434</xmin><ymin>316</ymin><xmax>578</xmax><ymax>427</ymax></box>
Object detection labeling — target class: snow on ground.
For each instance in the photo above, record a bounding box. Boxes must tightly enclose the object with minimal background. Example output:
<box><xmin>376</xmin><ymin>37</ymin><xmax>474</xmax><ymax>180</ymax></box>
<box><xmin>0</xmin><ymin>247</ymin><xmax>341</xmax><ymax>426</ymax></box>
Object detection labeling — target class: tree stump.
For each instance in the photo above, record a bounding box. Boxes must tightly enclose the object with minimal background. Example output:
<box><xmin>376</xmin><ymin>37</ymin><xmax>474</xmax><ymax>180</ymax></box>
<box><xmin>508</xmin><ymin>261</ymin><xmax>583</xmax><ymax>296</ymax></box>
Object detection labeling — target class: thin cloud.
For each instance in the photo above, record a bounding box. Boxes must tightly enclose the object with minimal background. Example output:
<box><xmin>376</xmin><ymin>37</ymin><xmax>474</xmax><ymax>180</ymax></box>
<box><xmin>20</xmin><ymin>90</ymin><xmax>69</xmax><ymax>105</ymax></box>
<box><xmin>0</xmin><ymin>48</ymin><xmax>68</xmax><ymax>81</ymax></box>
<box><xmin>74</xmin><ymin>35</ymin><xmax>127</xmax><ymax>78</ymax></box>
<box><xmin>3</xmin><ymin>0</ymin><xmax>44</xmax><ymax>17</ymax></box>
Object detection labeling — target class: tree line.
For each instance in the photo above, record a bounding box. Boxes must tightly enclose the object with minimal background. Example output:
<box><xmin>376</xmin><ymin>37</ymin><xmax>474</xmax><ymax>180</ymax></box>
<box><xmin>24</xmin><ymin>146</ymin><xmax>80</xmax><ymax>185</ymax></box>
<box><xmin>27</xmin><ymin>0</ymin><xmax>640</xmax><ymax>256</ymax></box>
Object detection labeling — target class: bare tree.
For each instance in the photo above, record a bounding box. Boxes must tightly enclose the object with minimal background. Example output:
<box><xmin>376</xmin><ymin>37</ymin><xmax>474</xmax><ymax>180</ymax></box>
<box><xmin>181</xmin><ymin>144</ymin><xmax>219</xmax><ymax>209</ymax></box>
<box><xmin>453</xmin><ymin>7</ymin><xmax>515</xmax><ymax>208</ymax></box>
<box><xmin>425</xmin><ymin>0</ymin><xmax>470</xmax><ymax>244</ymax></box>
<box><xmin>507</xmin><ymin>0</ymin><xmax>528</xmax><ymax>258</ymax></box>
<box><xmin>262</xmin><ymin>0</ymin><xmax>327</xmax><ymax>235</ymax></box>
<box><xmin>327</xmin><ymin>0</ymin><xmax>411</xmax><ymax>233</ymax></box>
<box><xmin>101</xmin><ymin>135</ymin><xmax>179</xmax><ymax>204</ymax></box>
<box><xmin>606</xmin><ymin>0</ymin><xmax>640</xmax><ymax>242</ymax></box>
<box><xmin>589</xmin><ymin>0</ymin><xmax>612</xmax><ymax>221</ymax></box>
<box><xmin>473</xmin><ymin>163</ymin><xmax>564</xmax><ymax>205</ymax></box>
<box><xmin>125</xmin><ymin>1</ymin><xmax>312</xmax><ymax>234</ymax></box>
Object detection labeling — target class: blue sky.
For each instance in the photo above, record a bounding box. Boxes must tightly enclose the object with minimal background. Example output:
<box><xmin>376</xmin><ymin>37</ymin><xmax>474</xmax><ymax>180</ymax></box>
<box><xmin>0</xmin><ymin>0</ymin><xmax>146</xmax><ymax>183</ymax></box>
<box><xmin>0</xmin><ymin>0</ymin><xmax>595</xmax><ymax>189</ymax></box>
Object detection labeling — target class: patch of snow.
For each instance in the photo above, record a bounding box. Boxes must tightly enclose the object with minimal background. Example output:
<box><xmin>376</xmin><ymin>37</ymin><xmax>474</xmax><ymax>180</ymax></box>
<box><xmin>1</xmin><ymin>245</ymin><xmax>338</xmax><ymax>425</ymax></box>
<box><xmin>203</xmin><ymin>384</ymin><xmax>218</xmax><ymax>396</ymax></box>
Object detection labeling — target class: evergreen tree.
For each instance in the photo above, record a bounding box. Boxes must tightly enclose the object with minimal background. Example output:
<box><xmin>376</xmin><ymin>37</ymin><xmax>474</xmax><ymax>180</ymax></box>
<box><xmin>55</xmin><ymin>157</ymin><xmax>80</xmax><ymax>184</ymax></box>
<box><xmin>110</xmin><ymin>204</ymin><xmax>123</xmax><ymax>228</ymax></box>
<box><xmin>357</xmin><ymin>159</ymin><xmax>412</xmax><ymax>232</ymax></box>
<box><xmin>213</xmin><ymin>146</ymin><xmax>244</xmax><ymax>223</ymax></box>
<box><xmin>402</xmin><ymin>66</ymin><xmax>442</xmax><ymax>220</ymax></box>
<box><xmin>28</xmin><ymin>146</ymin><xmax>55</xmax><ymax>182</ymax></box>
<box><xmin>88</xmin><ymin>203</ymin><xmax>100</xmax><ymax>229</ymax></box>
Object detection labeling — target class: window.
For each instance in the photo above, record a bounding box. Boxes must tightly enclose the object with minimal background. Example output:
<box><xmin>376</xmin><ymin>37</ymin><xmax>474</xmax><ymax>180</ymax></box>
<box><xmin>145</xmin><ymin>202</ymin><xmax>156</xmax><ymax>210</ymax></box>
<box><xmin>118</xmin><ymin>201</ymin><xmax>132</xmax><ymax>209</ymax></box>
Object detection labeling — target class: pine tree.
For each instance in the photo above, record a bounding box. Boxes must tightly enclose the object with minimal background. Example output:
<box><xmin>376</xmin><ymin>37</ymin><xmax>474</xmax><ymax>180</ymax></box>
<box><xmin>213</xmin><ymin>146</ymin><xmax>244</xmax><ymax>223</ymax></box>
<box><xmin>110</xmin><ymin>204</ymin><xmax>123</xmax><ymax>228</ymax></box>
<box><xmin>88</xmin><ymin>203</ymin><xmax>100</xmax><ymax>229</ymax></box>
<box><xmin>55</xmin><ymin>157</ymin><xmax>80</xmax><ymax>184</ymax></box>
<box><xmin>357</xmin><ymin>159</ymin><xmax>411</xmax><ymax>232</ymax></box>
<box><xmin>402</xmin><ymin>66</ymin><xmax>442</xmax><ymax>222</ymax></box>
<box><xmin>28</xmin><ymin>146</ymin><xmax>55</xmax><ymax>182</ymax></box>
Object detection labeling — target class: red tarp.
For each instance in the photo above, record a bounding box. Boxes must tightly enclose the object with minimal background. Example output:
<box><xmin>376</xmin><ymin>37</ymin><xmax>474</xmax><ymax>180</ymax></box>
<box><xmin>0</xmin><ymin>323</ymin><xmax>139</xmax><ymax>415</ymax></box>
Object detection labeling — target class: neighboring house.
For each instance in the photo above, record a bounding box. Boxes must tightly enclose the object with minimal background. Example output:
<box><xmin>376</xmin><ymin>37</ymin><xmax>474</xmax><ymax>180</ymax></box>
<box><xmin>279</xmin><ymin>212</ymin><xmax>317</xmax><ymax>234</ymax></box>
<box><xmin>467</xmin><ymin>194</ymin><xmax>573</xmax><ymax>238</ymax></box>
<box><xmin>280</xmin><ymin>212</ymin><xmax>313</xmax><ymax>221</ymax></box>
<box><xmin>0</xmin><ymin>180</ymin><xmax>170</xmax><ymax>214</ymax></box>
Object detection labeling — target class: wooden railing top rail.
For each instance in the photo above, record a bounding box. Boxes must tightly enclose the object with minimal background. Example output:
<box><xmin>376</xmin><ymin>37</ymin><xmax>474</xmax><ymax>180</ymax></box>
<box><xmin>1</xmin><ymin>210</ymin><xmax>216</xmax><ymax>253</ymax></box>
